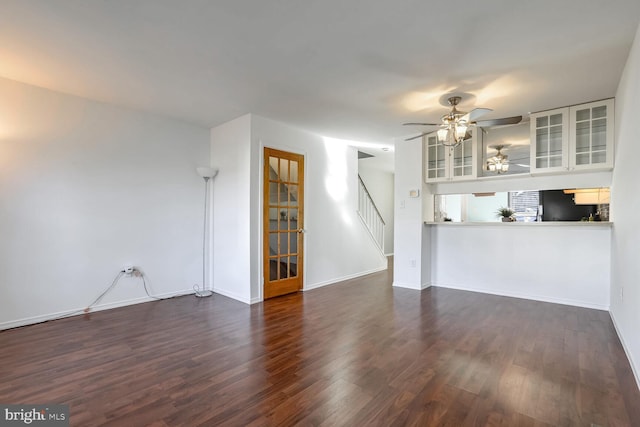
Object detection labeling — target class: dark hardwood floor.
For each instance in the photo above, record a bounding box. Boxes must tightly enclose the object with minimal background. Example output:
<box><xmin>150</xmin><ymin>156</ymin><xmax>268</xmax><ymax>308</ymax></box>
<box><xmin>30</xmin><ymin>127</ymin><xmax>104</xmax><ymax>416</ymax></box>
<box><xmin>1</xmin><ymin>264</ymin><xmax>639</xmax><ymax>426</ymax></box>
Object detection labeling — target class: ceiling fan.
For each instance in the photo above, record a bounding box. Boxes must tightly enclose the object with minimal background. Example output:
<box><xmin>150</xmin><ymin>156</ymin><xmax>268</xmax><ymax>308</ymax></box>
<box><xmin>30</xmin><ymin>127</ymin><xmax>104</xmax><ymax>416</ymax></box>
<box><xmin>403</xmin><ymin>96</ymin><xmax>522</xmax><ymax>145</ymax></box>
<box><xmin>486</xmin><ymin>144</ymin><xmax>510</xmax><ymax>174</ymax></box>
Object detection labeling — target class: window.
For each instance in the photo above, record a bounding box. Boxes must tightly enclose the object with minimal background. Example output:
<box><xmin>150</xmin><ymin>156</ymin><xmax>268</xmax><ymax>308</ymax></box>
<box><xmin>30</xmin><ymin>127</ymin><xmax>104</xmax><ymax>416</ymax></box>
<box><xmin>509</xmin><ymin>191</ymin><xmax>539</xmax><ymax>222</ymax></box>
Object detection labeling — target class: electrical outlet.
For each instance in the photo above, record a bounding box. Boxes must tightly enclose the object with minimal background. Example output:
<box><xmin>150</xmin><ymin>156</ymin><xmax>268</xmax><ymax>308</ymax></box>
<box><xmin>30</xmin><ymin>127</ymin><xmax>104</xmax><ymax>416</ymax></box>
<box><xmin>124</xmin><ymin>265</ymin><xmax>134</xmax><ymax>275</ymax></box>
<box><xmin>409</xmin><ymin>259</ymin><xmax>416</xmax><ymax>268</ymax></box>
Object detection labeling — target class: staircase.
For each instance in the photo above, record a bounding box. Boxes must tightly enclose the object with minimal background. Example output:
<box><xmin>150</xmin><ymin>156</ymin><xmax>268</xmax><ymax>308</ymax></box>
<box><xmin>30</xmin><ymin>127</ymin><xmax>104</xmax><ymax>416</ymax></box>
<box><xmin>357</xmin><ymin>175</ymin><xmax>385</xmax><ymax>253</ymax></box>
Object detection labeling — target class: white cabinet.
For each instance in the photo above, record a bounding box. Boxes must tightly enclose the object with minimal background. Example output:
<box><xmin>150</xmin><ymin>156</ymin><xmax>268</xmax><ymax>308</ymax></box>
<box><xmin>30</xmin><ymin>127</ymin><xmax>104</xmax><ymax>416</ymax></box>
<box><xmin>424</xmin><ymin>132</ymin><xmax>447</xmax><ymax>181</ymax></box>
<box><xmin>424</xmin><ymin>128</ymin><xmax>480</xmax><ymax>182</ymax></box>
<box><xmin>569</xmin><ymin>99</ymin><xmax>614</xmax><ymax>170</ymax></box>
<box><xmin>530</xmin><ymin>107</ymin><xmax>569</xmax><ymax>173</ymax></box>
<box><xmin>530</xmin><ymin>99</ymin><xmax>614</xmax><ymax>174</ymax></box>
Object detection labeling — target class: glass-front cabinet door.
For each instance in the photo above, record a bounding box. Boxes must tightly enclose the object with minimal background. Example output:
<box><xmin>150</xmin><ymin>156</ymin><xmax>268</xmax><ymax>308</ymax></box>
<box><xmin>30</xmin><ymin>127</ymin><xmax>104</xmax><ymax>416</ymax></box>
<box><xmin>424</xmin><ymin>129</ymin><xmax>478</xmax><ymax>182</ymax></box>
<box><xmin>425</xmin><ymin>133</ymin><xmax>447</xmax><ymax>182</ymax></box>
<box><xmin>530</xmin><ymin>107</ymin><xmax>569</xmax><ymax>174</ymax></box>
<box><xmin>569</xmin><ymin>98</ymin><xmax>614</xmax><ymax>170</ymax></box>
<box><xmin>530</xmin><ymin>99</ymin><xmax>614</xmax><ymax>175</ymax></box>
<box><xmin>451</xmin><ymin>131</ymin><xmax>475</xmax><ymax>180</ymax></box>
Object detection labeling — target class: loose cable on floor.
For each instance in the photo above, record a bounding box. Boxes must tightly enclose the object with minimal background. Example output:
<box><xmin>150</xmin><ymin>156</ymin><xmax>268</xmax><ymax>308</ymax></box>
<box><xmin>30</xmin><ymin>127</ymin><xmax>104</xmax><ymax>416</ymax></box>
<box><xmin>42</xmin><ymin>270</ymin><xmax>126</xmax><ymax>323</ymax></box>
<box><xmin>84</xmin><ymin>271</ymin><xmax>125</xmax><ymax>311</ymax></box>
<box><xmin>134</xmin><ymin>267</ymin><xmax>162</xmax><ymax>301</ymax></box>
<box><xmin>42</xmin><ymin>268</ymin><xmax>190</xmax><ymax>325</ymax></box>
<box><xmin>128</xmin><ymin>267</ymin><xmax>194</xmax><ymax>301</ymax></box>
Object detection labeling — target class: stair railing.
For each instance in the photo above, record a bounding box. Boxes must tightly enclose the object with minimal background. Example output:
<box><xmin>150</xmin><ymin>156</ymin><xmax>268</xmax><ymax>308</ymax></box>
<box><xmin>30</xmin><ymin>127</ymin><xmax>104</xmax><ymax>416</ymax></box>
<box><xmin>357</xmin><ymin>175</ymin><xmax>385</xmax><ymax>253</ymax></box>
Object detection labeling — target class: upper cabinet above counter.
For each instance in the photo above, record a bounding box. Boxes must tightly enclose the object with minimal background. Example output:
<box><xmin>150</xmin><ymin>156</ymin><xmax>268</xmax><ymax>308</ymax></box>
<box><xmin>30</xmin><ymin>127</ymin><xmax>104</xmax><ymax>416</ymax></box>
<box><xmin>425</xmin><ymin>127</ymin><xmax>479</xmax><ymax>182</ymax></box>
<box><xmin>424</xmin><ymin>98</ymin><xmax>615</xmax><ymax>184</ymax></box>
<box><xmin>530</xmin><ymin>98</ymin><xmax>614</xmax><ymax>174</ymax></box>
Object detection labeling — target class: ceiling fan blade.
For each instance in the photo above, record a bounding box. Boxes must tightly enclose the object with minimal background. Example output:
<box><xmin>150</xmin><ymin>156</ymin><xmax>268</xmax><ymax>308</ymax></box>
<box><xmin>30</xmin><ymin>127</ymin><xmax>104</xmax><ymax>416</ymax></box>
<box><xmin>474</xmin><ymin>115</ymin><xmax>522</xmax><ymax>127</ymax></box>
<box><xmin>404</xmin><ymin>133</ymin><xmax>427</xmax><ymax>141</ymax></box>
<box><xmin>402</xmin><ymin>122</ymin><xmax>439</xmax><ymax>126</ymax></box>
<box><xmin>463</xmin><ymin>108</ymin><xmax>492</xmax><ymax>123</ymax></box>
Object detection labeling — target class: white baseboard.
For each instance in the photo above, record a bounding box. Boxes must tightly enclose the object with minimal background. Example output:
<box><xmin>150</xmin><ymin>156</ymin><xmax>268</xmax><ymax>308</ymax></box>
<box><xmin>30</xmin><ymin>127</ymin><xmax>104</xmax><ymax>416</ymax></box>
<box><xmin>212</xmin><ymin>287</ymin><xmax>252</xmax><ymax>305</ymax></box>
<box><xmin>432</xmin><ymin>282</ymin><xmax>609</xmax><ymax>311</ymax></box>
<box><xmin>392</xmin><ymin>281</ymin><xmax>431</xmax><ymax>290</ymax></box>
<box><xmin>609</xmin><ymin>311</ymin><xmax>640</xmax><ymax>392</ymax></box>
<box><xmin>0</xmin><ymin>289</ymin><xmax>195</xmax><ymax>331</ymax></box>
<box><xmin>215</xmin><ymin>264</ymin><xmax>390</xmax><ymax>303</ymax></box>
<box><xmin>304</xmin><ymin>265</ymin><xmax>388</xmax><ymax>292</ymax></box>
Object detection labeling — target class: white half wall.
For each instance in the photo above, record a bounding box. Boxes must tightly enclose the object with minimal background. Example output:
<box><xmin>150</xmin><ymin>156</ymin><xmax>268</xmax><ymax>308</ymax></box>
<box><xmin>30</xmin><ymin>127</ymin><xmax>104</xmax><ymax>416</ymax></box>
<box><xmin>0</xmin><ymin>77</ymin><xmax>211</xmax><ymax>329</ymax></box>
<box><xmin>429</xmin><ymin>224</ymin><xmax>611</xmax><ymax>310</ymax></box>
<box><xmin>611</xmin><ymin>21</ymin><xmax>640</xmax><ymax>388</ymax></box>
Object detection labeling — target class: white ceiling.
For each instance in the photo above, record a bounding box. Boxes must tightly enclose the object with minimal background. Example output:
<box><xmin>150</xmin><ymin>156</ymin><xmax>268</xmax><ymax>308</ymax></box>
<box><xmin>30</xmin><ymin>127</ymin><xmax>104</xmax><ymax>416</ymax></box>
<box><xmin>1</xmin><ymin>0</ymin><xmax>639</xmax><ymax>153</ymax></box>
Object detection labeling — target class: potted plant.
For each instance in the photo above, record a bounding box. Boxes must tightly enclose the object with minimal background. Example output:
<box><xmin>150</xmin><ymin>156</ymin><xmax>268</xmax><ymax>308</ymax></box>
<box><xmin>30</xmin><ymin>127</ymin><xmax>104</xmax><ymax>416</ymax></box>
<box><xmin>496</xmin><ymin>207</ymin><xmax>515</xmax><ymax>222</ymax></box>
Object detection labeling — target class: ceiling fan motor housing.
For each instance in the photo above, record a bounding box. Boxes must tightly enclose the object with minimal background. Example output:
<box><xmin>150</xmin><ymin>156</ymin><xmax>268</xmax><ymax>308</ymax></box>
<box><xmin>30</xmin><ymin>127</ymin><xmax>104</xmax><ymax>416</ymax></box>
<box><xmin>442</xmin><ymin>97</ymin><xmax>467</xmax><ymax>123</ymax></box>
<box><xmin>448</xmin><ymin>96</ymin><xmax>462</xmax><ymax>106</ymax></box>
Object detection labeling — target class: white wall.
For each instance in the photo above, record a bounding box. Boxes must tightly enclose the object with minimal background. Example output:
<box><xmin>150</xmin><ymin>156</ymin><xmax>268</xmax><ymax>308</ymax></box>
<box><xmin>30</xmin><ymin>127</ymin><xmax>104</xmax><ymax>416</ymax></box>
<box><xmin>429</xmin><ymin>224</ymin><xmax>611</xmax><ymax>310</ymax></box>
<box><xmin>611</xmin><ymin>22</ymin><xmax>640</xmax><ymax>388</ymax></box>
<box><xmin>438</xmin><ymin>193</ymin><xmax>509</xmax><ymax>222</ymax></box>
<box><xmin>393</xmin><ymin>139</ymin><xmax>429</xmax><ymax>289</ymax></box>
<box><xmin>210</xmin><ymin>115</ymin><xmax>388</xmax><ymax>304</ymax></box>
<box><xmin>210</xmin><ymin>114</ymin><xmax>253</xmax><ymax>303</ymax></box>
<box><xmin>357</xmin><ymin>162</ymin><xmax>394</xmax><ymax>255</ymax></box>
<box><xmin>465</xmin><ymin>192</ymin><xmax>508</xmax><ymax>222</ymax></box>
<box><xmin>0</xmin><ymin>77</ymin><xmax>211</xmax><ymax>329</ymax></box>
<box><xmin>437</xmin><ymin>194</ymin><xmax>462</xmax><ymax>222</ymax></box>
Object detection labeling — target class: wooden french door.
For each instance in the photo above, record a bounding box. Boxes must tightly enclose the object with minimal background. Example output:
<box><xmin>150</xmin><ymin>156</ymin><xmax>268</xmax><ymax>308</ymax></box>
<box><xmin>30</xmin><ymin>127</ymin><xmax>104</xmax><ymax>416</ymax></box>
<box><xmin>263</xmin><ymin>148</ymin><xmax>304</xmax><ymax>299</ymax></box>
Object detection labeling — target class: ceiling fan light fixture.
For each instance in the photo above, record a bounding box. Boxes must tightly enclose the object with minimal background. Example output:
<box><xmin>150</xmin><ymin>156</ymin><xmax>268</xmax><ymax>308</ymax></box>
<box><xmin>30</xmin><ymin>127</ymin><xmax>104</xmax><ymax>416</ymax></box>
<box><xmin>454</xmin><ymin>123</ymin><xmax>468</xmax><ymax>141</ymax></box>
<box><xmin>437</xmin><ymin>128</ymin><xmax>449</xmax><ymax>142</ymax></box>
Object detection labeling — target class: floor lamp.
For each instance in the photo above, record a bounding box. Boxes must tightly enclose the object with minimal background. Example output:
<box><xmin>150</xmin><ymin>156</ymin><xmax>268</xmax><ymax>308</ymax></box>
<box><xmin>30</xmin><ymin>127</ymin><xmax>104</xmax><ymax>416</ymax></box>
<box><xmin>195</xmin><ymin>166</ymin><xmax>219</xmax><ymax>298</ymax></box>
